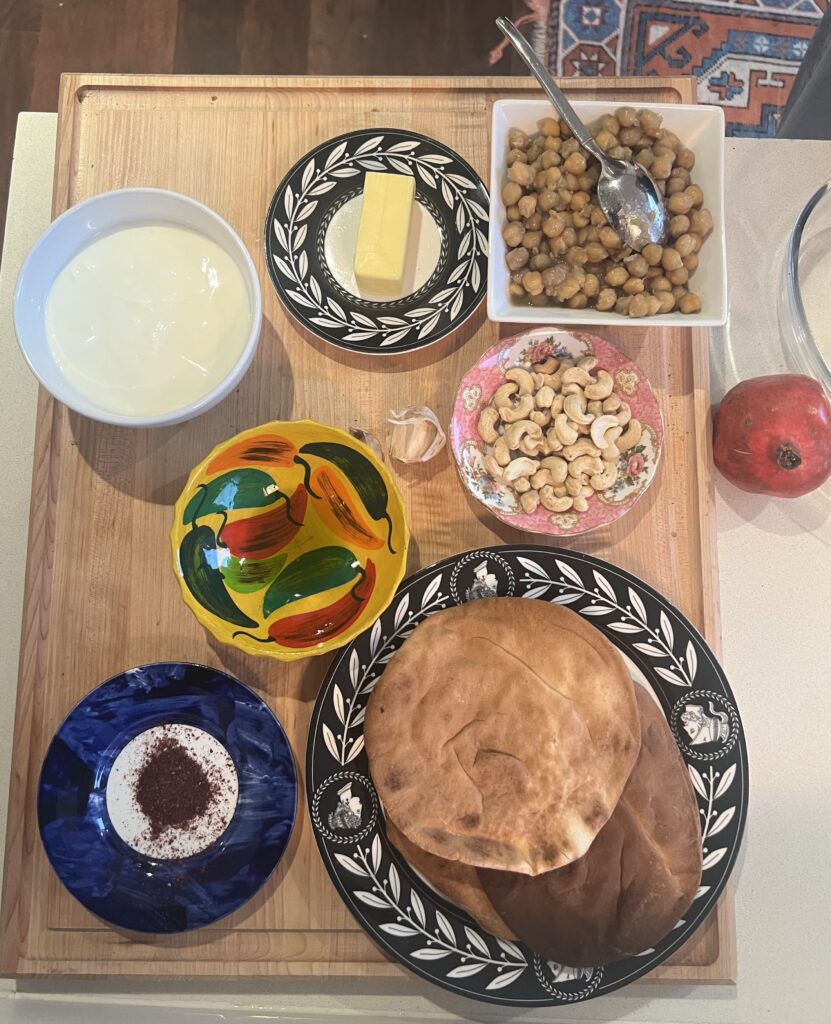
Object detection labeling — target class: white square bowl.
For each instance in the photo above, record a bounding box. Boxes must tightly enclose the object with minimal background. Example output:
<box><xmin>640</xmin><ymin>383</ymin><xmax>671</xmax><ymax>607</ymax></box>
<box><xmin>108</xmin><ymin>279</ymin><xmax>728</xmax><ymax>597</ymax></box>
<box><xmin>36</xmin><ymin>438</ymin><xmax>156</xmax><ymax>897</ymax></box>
<box><xmin>487</xmin><ymin>99</ymin><xmax>727</xmax><ymax>327</ymax></box>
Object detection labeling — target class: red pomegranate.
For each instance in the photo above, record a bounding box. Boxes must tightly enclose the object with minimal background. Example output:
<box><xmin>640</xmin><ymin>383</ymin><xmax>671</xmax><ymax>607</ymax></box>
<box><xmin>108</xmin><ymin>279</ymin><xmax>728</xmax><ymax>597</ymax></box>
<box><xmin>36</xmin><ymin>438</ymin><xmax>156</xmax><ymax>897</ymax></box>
<box><xmin>713</xmin><ymin>374</ymin><xmax>831</xmax><ymax>498</ymax></box>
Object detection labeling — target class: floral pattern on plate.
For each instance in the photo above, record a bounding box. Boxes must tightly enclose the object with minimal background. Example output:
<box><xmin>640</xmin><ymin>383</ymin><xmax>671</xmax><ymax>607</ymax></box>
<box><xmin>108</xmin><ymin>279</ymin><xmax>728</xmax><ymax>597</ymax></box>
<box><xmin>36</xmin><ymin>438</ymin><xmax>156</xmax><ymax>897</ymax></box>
<box><xmin>450</xmin><ymin>328</ymin><xmax>664</xmax><ymax>537</ymax></box>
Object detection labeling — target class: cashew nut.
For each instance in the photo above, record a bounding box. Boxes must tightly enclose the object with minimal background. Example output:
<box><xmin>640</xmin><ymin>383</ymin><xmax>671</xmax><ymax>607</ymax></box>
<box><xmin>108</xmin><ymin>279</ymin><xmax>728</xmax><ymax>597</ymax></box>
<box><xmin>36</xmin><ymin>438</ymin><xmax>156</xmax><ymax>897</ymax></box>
<box><xmin>520</xmin><ymin>490</ymin><xmax>540</xmax><ymax>514</ymax></box>
<box><xmin>540</xmin><ymin>486</ymin><xmax>573</xmax><ymax>512</ymax></box>
<box><xmin>590</xmin><ymin>415</ymin><xmax>622</xmax><ymax>450</ymax></box>
<box><xmin>572</xmin><ymin>494</ymin><xmax>589</xmax><ymax>512</ymax></box>
<box><xmin>550</xmin><ymin>393</ymin><xmax>565</xmax><ymax>416</ymax></box>
<box><xmin>530</xmin><ymin>468</ymin><xmax>553</xmax><ymax>490</ymax></box>
<box><xmin>503</xmin><ymin>420</ymin><xmax>541</xmax><ymax>451</ymax></box>
<box><xmin>577</xmin><ymin>355</ymin><xmax>598</xmax><ymax>371</ymax></box>
<box><xmin>617</xmin><ymin>418</ymin><xmax>643</xmax><ymax>451</ymax></box>
<box><xmin>519</xmin><ymin>435</ymin><xmax>544</xmax><ymax>458</ymax></box>
<box><xmin>563</xmin><ymin>393</ymin><xmax>594</xmax><ymax>425</ymax></box>
<box><xmin>529</xmin><ymin>410</ymin><xmax>551</xmax><ymax>428</ymax></box>
<box><xmin>493</xmin><ymin>437</ymin><xmax>511</xmax><ymax>466</ymax></box>
<box><xmin>531</xmin><ymin>372</ymin><xmax>552</xmax><ymax>391</ymax></box>
<box><xmin>584</xmin><ymin>370</ymin><xmax>614</xmax><ymax>400</ymax></box>
<box><xmin>569</xmin><ymin>455</ymin><xmax>604</xmax><ymax>479</ymax></box>
<box><xmin>587</xmin><ymin>399</ymin><xmax>603</xmax><ymax>418</ymax></box>
<box><xmin>499</xmin><ymin>394</ymin><xmax>535</xmax><ymax>423</ymax></box>
<box><xmin>602</xmin><ymin>441</ymin><xmax>620</xmax><ymax>463</ymax></box>
<box><xmin>616</xmin><ymin>402</ymin><xmax>632</xmax><ymax>427</ymax></box>
<box><xmin>602</xmin><ymin>393</ymin><xmax>622</xmax><ymax>413</ymax></box>
<box><xmin>590</xmin><ymin>464</ymin><xmax>619</xmax><ymax>491</ymax></box>
<box><xmin>544</xmin><ymin>428</ymin><xmax>563</xmax><ymax>454</ymax></box>
<box><xmin>513</xmin><ymin>476</ymin><xmax>531</xmax><ymax>493</ymax></box>
<box><xmin>477</xmin><ymin>406</ymin><xmax>500</xmax><ymax>443</ymax></box>
<box><xmin>532</xmin><ymin>356</ymin><xmax>558</xmax><ymax>374</ymax></box>
<box><xmin>536</xmin><ymin>385</ymin><xmax>556</xmax><ymax>409</ymax></box>
<box><xmin>548</xmin><ymin>369</ymin><xmax>564</xmax><ymax>391</ymax></box>
<box><xmin>562</xmin><ymin>382</ymin><xmax>583</xmax><ymax>396</ymax></box>
<box><xmin>492</xmin><ymin>382</ymin><xmax>519</xmax><ymax>408</ymax></box>
<box><xmin>505</xmin><ymin>367</ymin><xmax>534</xmax><ymax>395</ymax></box>
<box><xmin>562</xmin><ymin>437</ymin><xmax>602</xmax><ymax>461</ymax></box>
<box><xmin>559</xmin><ymin>358</ymin><xmax>575</xmax><ymax>371</ymax></box>
<box><xmin>553</xmin><ymin>413</ymin><xmax>578</xmax><ymax>446</ymax></box>
<box><xmin>553</xmin><ymin>484</ymin><xmax>568</xmax><ymax>498</ymax></box>
<box><xmin>539</xmin><ymin>455</ymin><xmax>568</xmax><ymax>485</ymax></box>
<box><xmin>561</xmin><ymin>366</ymin><xmax>594</xmax><ymax>387</ymax></box>
<box><xmin>503</xmin><ymin>457</ymin><xmax>539</xmax><ymax>483</ymax></box>
<box><xmin>580</xmin><ymin>484</ymin><xmax>594</xmax><ymax>498</ymax></box>
<box><xmin>565</xmin><ymin>476</ymin><xmax>583</xmax><ymax>497</ymax></box>
<box><xmin>484</xmin><ymin>455</ymin><xmax>503</xmax><ymax>479</ymax></box>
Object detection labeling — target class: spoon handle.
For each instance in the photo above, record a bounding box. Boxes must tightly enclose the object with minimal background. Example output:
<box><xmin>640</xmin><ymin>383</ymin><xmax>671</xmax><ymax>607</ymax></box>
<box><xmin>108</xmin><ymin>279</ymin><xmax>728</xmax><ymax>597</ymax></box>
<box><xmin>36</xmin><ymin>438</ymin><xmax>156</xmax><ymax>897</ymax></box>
<box><xmin>495</xmin><ymin>17</ymin><xmax>604</xmax><ymax>163</ymax></box>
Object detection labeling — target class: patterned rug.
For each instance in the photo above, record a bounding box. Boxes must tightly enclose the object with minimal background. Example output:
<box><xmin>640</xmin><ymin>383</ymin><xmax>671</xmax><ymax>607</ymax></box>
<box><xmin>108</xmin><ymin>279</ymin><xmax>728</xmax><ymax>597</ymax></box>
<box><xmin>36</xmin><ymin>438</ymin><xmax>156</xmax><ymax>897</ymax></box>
<box><xmin>534</xmin><ymin>1</ymin><xmax>828</xmax><ymax>136</ymax></box>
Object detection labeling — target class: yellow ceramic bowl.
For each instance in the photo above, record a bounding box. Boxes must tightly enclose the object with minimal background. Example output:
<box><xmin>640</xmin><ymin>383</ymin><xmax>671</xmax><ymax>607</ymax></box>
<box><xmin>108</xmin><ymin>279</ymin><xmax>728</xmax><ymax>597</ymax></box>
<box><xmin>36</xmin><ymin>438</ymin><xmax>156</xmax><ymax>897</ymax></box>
<box><xmin>171</xmin><ymin>420</ymin><xmax>409</xmax><ymax>661</ymax></box>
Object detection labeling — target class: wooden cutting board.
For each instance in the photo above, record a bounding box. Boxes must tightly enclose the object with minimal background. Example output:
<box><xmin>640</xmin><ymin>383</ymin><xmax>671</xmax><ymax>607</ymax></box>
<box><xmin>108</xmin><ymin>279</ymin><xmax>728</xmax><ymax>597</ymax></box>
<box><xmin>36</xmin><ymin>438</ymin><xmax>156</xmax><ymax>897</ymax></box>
<box><xmin>0</xmin><ymin>74</ymin><xmax>734</xmax><ymax>983</ymax></box>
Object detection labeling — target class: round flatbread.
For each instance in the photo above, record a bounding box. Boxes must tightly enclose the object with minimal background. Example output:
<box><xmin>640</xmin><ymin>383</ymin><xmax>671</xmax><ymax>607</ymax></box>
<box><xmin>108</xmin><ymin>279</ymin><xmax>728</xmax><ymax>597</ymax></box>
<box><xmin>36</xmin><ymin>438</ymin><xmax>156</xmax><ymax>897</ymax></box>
<box><xmin>385</xmin><ymin>819</ymin><xmax>516</xmax><ymax>941</ymax></box>
<box><xmin>364</xmin><ymin>598</ymin><xmax>640</xmax><ymax>875</ymax></box>
<box><xmin>479</xmin><ymin>686</ymin><xmax>703</xmax><ymax>967</ymax></box>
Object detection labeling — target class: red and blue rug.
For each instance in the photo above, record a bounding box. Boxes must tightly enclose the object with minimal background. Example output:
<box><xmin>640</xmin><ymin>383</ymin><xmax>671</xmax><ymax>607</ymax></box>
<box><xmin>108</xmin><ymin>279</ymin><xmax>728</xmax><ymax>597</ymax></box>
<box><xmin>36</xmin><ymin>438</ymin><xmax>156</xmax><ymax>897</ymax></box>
<box><xmin>535</xmin><ymin>0</ymin><xmax>827</xmax><ymax>136</ymax></box>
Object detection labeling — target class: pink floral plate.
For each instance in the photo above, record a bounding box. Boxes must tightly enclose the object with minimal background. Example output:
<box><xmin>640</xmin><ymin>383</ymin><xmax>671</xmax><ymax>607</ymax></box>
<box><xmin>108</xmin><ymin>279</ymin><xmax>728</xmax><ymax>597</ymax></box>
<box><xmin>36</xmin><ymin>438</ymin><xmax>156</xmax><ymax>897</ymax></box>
<box><xmin>450</xmin><ymin>327</ymin><xmax>664</xmax><ymax>537</ymax></box>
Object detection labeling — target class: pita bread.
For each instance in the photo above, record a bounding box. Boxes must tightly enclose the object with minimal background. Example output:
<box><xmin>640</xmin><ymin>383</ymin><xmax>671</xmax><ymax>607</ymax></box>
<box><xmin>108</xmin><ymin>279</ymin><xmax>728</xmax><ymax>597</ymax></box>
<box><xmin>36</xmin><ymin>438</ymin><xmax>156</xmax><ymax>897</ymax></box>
<box><xmin>385</xmin><ymin>819</ymin><xmax>516</xmax><ymax>940</ymax></box>
<box><xmin>365</xmin><ymin>598</ymin><xmax>640</xmax><ymax>875</ymax></box>
<box><xmin>479</xmin><ymin>687</ymin><xmax>702</xmax><ymax>966</ymax></box>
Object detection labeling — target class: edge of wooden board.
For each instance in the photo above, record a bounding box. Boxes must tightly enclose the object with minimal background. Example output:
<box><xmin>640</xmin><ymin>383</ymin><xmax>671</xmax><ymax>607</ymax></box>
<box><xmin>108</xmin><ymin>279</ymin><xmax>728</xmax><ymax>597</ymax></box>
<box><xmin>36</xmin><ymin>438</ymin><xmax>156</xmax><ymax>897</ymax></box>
<box><xmin>3</xmin><ymin>73</ymin><xmax>734</xmax><ymax>985</ymax></box>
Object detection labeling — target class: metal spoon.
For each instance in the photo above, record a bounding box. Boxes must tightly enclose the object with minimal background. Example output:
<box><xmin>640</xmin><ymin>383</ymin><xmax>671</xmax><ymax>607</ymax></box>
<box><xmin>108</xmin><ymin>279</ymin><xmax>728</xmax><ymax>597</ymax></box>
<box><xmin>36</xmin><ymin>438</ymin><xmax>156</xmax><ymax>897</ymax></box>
<box><xmin>496</xmin><ymin>16</ymin><xmax>668</xmax><ymax>250</ymax></box>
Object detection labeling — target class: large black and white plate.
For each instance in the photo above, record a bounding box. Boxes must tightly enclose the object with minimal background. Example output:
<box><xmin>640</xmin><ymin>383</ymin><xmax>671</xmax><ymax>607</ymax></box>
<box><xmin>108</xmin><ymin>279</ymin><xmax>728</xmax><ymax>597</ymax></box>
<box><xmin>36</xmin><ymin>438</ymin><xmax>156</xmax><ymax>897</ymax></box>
<box><xmin>307</xmin><ymin>546</ymin><xmax>748</xmax><ymax>1006</ymax></box>
<box><xmin>265</xmin><ymin>129</ymin><xmax>489</xmax><ymax>355</ymax></box>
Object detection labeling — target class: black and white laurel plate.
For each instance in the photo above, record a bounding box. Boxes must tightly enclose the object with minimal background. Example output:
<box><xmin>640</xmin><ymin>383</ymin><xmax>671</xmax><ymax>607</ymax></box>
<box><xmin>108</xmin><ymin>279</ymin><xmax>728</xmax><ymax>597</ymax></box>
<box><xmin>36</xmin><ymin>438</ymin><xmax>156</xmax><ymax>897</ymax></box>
<box><xmin>307</xmin><ymin>546</ymin><xmax>748</xmax><ymax>1007</ymax></box>
<box><xmin>265</xmin><ymin>129</ymin><xmax>489</xmax><ymax>355</ymax></box>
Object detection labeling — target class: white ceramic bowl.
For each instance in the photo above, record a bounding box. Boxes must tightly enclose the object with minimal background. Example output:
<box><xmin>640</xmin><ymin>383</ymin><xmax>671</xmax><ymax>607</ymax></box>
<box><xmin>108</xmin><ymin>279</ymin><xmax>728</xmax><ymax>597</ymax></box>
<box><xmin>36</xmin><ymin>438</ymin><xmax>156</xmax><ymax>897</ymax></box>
<box><xmin>14</xmin><ymin>188</ymin><xmax>262</xmax><ymax>427</ymax></box>
<box><xmin>488</xmin><ymin>99</ymin><xmax>727</xmax><ymax>328</ymax></box>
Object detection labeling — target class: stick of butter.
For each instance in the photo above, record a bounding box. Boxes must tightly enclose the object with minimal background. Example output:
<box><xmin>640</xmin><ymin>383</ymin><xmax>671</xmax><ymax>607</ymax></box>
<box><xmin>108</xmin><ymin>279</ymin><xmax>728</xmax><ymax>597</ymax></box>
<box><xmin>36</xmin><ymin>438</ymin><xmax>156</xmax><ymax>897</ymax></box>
<box><xmin>354</xmin><ymin>172</ymin><xmax>416</xmax><ymax>297</ymax></box>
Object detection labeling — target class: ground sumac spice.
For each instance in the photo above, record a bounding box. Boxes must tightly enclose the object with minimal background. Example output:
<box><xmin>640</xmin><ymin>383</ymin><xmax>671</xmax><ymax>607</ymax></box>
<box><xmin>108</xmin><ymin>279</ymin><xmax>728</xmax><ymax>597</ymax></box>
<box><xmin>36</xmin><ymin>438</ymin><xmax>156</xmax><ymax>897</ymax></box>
<box><xmin>135</xmin><ymin>735</ymin><xmax>216</xmax><ymax>837</ymax></box>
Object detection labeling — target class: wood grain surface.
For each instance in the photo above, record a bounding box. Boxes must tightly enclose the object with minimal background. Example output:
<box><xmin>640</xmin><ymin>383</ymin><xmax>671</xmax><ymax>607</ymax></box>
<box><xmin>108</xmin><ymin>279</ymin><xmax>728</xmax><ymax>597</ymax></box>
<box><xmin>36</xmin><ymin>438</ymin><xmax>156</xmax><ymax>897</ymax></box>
<box><xmin>0</xmin><ymin>73</ymin><xmax>735</xmax><ymax>985</ymax></box>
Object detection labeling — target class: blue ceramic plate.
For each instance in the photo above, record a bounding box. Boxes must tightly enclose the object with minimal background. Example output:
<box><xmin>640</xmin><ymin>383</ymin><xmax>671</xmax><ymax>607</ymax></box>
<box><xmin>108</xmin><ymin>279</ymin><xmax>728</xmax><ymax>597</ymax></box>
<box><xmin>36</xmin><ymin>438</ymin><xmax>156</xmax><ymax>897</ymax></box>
<box><xmin>38</xmin><ymin>662</ymin><xmax>297</xmax><ymax>933</ymax></box>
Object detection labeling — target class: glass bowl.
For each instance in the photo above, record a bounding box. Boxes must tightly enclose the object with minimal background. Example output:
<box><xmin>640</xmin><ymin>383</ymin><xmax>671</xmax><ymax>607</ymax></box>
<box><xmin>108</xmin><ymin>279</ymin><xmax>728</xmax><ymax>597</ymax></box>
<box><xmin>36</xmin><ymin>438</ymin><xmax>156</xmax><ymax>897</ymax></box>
<box><xmin>780</xmin><ymin>181</ymin><xmax>831</xmax><ymax>397</ymax></box>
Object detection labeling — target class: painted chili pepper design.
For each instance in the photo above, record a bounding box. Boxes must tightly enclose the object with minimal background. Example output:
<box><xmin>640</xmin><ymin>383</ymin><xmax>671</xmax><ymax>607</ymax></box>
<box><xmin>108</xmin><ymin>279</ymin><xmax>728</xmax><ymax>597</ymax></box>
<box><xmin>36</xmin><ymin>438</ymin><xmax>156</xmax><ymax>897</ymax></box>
<box><xmin>294</xmin><ymin>442</ymin><xmax>396</xmax><ymax>554</ymax></box>
<box><xmin>221</xmin><ymin>551</ymin><xmax>288</xmax><ymax>594</ymax></box>
<box><xmin>235</xmin><ymin>561</ymin><xmax>377</xmax><ymax>649</ymax></box>
<box><xmin>267</xmin><ymin>560</ymin><xmax>377</xmax><ymax>648</ymax></box>
<box><xmin>206</xmin><ymin>434</ymin><xmax>296</xmax><ymax>475</ymax></box>
<box><xmin>178</xmin><ymin>525</ymin><xmax>258</xmax><ymax>629</ymax></box>
<box><xmin>183</xmin><ymin>468</ymin><xmax>291</xmax><ymax>526</ymax></box>
<box><xmin>218</xmin><ymin>484</ymin><xmax>307</xmax><ymax>559</ymax></box>
<box><xmin>311</xmin><ymin>466</ymin><xmax>383</xmax><ymax>550</ymax></box>
<box><xmin>262</xmin><ymin>545</ymin><xmax>362</xmax><ymax>619</ymax></box>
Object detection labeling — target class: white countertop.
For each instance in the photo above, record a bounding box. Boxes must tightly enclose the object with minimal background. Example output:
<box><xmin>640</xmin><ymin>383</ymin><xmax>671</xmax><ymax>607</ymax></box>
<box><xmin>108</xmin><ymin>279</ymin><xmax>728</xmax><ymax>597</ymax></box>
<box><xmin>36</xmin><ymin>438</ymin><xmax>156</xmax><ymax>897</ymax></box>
<box><xmin>0</xmin><ymin>115</ymin><xmax>829</xmax><ymax>1024</ymax></box>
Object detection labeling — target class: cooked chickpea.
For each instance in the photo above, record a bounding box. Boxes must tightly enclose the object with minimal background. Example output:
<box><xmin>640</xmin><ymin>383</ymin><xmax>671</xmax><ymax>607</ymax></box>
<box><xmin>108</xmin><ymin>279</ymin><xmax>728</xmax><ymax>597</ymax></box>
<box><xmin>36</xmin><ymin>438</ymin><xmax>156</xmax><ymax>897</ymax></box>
<box><xmin>669</xmin><ymin>214</ymin><xmax>690</xmax><ymax>238</ymax></box>
<box><xmin>685</xmin><ymin>184</ymin><xmax>704</xmax><ymax>208</ymax></box>
<box><xmin>626</xmin><ymin>254</ymin><xmax>649</xmax><ymax>278</ymax></box>
<box><xmin>503</xmin><ymin>222</ymin><xmax>524</xmax><ymax>247</ymax></box>
<box><xmin>642</xmin><ymin>242</ymin><xmax>663</xmax><ymax>266</ymax></box>
<box><xmin>505</xmin><ymin>247</ymin><xmax>530</xmax><ymax>271</ymax></box>
<box><xmin>690</xmin><ymin>209</ymin><xmax>713</xmax><ymax>236</ymax></box>
<box><xmin>628</xmin><ymin>294</ymin><xmax>650</xmax><ymax>317</ymax></box>
<box><xmin>508</xmin><ymin>160</ymin><xmax>534</xmax><ymax>186</ymax></box>
<box><xmin>522</xmin><ymin>270</ymin><xmax>544</xmax><ymax>296</ymax></box>
<box><xmin>596</xmin><ymin>287</ymin><xmax>617</xmax><ymax>311</ymax></box>
<box><xmin>563</xmin><ymin>152</ymin><xmax>587</xmax><ymax>175</ymax></box>
<box><xmin>502</xmin><ymin>109</ymin><xmax>709</xmax><ymax>317</ymax></box>
<box><xmin>673</xmin><ymin>233</ymin><xmax>696</xmax><ymax>258</ymax></box>
<box><xmin>502</xmin><ymin>182</ymin><xmax>522</xmax><ymax>206</ymax></box>
<box><xmin>661</xmin><ymin>248</ymin><xmax>683</xmax><ymax>272</ymax></box>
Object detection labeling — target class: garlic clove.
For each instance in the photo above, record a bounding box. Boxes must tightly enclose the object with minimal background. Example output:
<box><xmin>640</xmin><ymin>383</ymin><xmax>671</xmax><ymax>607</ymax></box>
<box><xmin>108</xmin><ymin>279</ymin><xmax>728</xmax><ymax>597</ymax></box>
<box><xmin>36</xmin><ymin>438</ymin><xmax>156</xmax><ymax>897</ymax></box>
<box><xmin>349</xmin><ymin>427</ymin><xmax>385</xmax><ymax>461</ymax></box>
<box><xmin>387</xmin><ymin>406</ymin><xmax>447</xmax><ymax>463</ymax></box>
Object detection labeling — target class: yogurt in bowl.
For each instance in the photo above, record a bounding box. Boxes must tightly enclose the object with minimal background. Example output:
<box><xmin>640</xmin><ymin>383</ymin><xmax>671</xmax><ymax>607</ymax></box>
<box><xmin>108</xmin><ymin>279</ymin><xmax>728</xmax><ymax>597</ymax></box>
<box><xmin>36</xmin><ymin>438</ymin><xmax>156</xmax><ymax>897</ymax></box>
<box><xmin>15</xmin><ymin>188</ymin><xmax>262</xmax><ymax>427</ymax></box>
